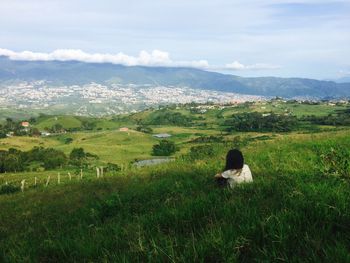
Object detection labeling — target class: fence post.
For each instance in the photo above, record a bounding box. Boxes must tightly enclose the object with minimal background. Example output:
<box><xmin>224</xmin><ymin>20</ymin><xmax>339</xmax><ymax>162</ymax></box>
<box><xmin>100</xmin><ymin>167</ymin><xmax>104</xmax><ymax>177</ymax></box>
<box><xmin>96</xmin><ymin>167</ymin><xmax>100</xmax><ymax>178</ymax></box>
<box><xmin>34</xmin><ymin>177</ymin><xmax>37</xmax><ymax>186</ymax></box>
<box><xmin>21</xmin><ymin>179</ymin><xmax>25</xmax><ymax>192</ymax></box>
<box><xmin>57</xmin><ymin>173</ymin><xmax>61</xmax><ymax>184</ymax></box>
<box><xmin>45</xmin><ymin>176</ymin><xmax>50</xmax><ymax>187</ymax></box>
<box><xmin>68</xmin><ymin>172</ymin><xmax>71</xmax><ymax>181</ymax></box>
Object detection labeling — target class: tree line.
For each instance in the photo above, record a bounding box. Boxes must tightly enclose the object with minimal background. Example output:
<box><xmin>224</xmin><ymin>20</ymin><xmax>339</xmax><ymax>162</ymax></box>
<box><xmin>224</xmin><ymin>112</ymin><xmax>298</xmax><ymax>132</ymax></box>
<box><xmin>0</xmin><ymin>147</ymin><xmax>98</xmax><ymax>173</ymax></box>
<box><xmin>301</xmin><ymin>108</ymin><xmax>350</xmax><ymax>126</ymax></box>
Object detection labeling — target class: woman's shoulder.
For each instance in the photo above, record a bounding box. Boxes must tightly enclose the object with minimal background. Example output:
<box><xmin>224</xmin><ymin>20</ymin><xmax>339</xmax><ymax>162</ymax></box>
<box><xmin>242</xmin><ymin>164</ymin><xmax>253</xmax><ymax>180</ymax></box>
<box><xmin>243</xmin><ymin>164</ymin><xmax>250</xmax><ymax>170</ymax></box>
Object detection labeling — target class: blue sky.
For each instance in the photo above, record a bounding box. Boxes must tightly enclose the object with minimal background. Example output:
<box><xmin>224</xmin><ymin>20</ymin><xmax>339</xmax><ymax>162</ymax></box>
<box><xmin>0</xmin><ymin>0</ymin><xmax>349</xmax><ymax>79</ymax></box>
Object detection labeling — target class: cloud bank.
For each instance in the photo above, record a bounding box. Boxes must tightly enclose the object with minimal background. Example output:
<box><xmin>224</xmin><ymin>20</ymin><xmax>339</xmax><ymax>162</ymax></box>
<box><xmin>0</xmin><ymin>48</ymin><xmax>278</xmax><ymax>71</ymax></box>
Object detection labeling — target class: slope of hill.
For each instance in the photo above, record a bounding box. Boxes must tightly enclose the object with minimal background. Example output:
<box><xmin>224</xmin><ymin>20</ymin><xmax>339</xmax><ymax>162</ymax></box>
<box><xmin>1</xmin><ymin>56</ymin><xmax>350</xmax><ymax>98</ymax></box>
<box><xmin>0</xmin><ymin>131</ymin><xmax>349</xmax><ymax>262</ymax></box>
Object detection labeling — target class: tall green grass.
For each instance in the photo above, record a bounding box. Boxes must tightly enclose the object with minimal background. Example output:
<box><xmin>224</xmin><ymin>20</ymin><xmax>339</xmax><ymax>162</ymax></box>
<box><xmin>0</xmin><ymin>132</ymin><xmax>349</xmax><ymax>262</ymax></box>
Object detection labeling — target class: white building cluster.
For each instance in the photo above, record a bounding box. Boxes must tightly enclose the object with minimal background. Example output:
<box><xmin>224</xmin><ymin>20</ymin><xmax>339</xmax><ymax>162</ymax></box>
<box><xmin>0</xmin><ymin>80</ymin><xmax>264</xmax><ymax>115</ymax></box>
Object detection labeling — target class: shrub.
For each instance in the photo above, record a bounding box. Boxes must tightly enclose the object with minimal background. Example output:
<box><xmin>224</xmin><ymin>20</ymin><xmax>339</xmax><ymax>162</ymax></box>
<box><xmin>64</xmin><ymin>137</ymin><xmax>73</xmax><ymax>144</ymax></box>
<box><xmin>152</xmin><ymin>140</ymin><xmax>177</xmax><ymax>156</ymax></box>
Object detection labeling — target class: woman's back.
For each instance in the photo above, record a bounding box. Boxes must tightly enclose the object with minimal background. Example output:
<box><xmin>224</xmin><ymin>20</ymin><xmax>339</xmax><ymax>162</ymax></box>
<box><xmin>221</xmin><ymin>164</ymin><xmax>253</xmax><ymax>188</ymax></box>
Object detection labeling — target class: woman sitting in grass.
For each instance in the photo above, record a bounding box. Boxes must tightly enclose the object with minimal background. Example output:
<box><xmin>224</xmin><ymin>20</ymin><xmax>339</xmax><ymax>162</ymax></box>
<box><xmin>214</xmin><ymin>149</ymin><xmax>253</xmax><ymax>188</ymax></box>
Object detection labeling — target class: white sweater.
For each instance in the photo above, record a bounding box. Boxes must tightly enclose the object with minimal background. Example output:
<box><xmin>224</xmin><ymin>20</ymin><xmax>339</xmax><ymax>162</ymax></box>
<box><xmin>221</xmin><ymin>164</ymin><xmax>253</xmax><ymax>189</ymax></box>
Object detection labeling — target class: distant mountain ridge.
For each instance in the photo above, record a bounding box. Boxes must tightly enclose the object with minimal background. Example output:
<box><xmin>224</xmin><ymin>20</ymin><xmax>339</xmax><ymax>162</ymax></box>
<box><xmin>1</xmin><ymin>56</ymin><xmax>349</xmax><ymax>98</ymax></box>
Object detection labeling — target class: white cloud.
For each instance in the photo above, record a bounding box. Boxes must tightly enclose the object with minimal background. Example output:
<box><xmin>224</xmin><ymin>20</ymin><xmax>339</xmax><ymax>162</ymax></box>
<box><xmin>0</xmin><ymin>48</ymin><xmax>210</xmax><ymax>69</ymax></box>
<box><xmin>0</xmin><ymin>48</ymin><xmax>277</xmax><ymax>71</ymax></box>
<box><xmin>225</xmin><ymin>61</ymin><xmax>280</xmax><ymax>70</ymax></box>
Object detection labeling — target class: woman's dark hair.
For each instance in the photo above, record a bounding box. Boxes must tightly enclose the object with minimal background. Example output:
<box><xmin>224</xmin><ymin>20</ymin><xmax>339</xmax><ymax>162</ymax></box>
<box><xmin>224</xmin><ymin>149</ymin><xmax>244</xmax><ymax>171</ymax></box>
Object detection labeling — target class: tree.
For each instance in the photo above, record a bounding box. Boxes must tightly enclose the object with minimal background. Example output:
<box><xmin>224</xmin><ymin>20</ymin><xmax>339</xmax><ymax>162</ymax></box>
<box><xmin>69</xmin><ymin>148</ymin><xmax>86</xmax><ymax>166</ymax></box>
<box><xmin>25</xmin><ymin>147</ymin><xmax>67</xmax><ymax>170</ymax></box>
<box><xmin>70</xmin><ymin>148</ymin><xmax>86</xmax><ymax>160</ymax></box>
<box><xmin>42</xmin><ymin>149</ymin><xmax>67</xmax><ymax>169</ymax></box>
<box><xmin>0</xmin><ymin>131</ymin><xmax>6</xmax><ymax>139</ymax></box>
<box><xmin>152</xmin><ymin>140</ymin><xmax>177</xmax><ymax>156</ymax></box>
<box><xmin>5</xmin><ymin>118</ymin><xmax>14</xmax><ymax>130</ymax></box>
<box><xmin>51</xmin><ymin>123</ymin><xmax>64</xmax><ymax>133</ymax></box>
<box><xmin>81</xmin><ymin>121</ymin><xmax>96</xmax><ymax>130</ymax></box>
<box><xmin>4</xmin><ymin>154</ymin><xmax>24</xmax><ymax>172</ymax></box>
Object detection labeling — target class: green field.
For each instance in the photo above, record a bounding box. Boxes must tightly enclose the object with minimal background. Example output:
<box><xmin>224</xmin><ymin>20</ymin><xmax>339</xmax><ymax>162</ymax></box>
<box><xmin>0</xmin><ymin>100</ymin><xmax>350</xmax><ymax>262</ymax></box>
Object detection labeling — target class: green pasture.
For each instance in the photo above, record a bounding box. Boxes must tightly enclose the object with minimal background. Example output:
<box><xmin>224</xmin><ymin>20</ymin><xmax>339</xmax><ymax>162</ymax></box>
<box><xmin>34</xmin><ymin>115</ymin><xmax>82</xmax><ymax>130</ymax></box>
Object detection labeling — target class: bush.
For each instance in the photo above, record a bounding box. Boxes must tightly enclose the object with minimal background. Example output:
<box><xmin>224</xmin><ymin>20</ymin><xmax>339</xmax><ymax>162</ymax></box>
<box><xmin>0</xmin><ymin>184</ymin><xmax>20</xmax><ymax>195</ymax></box>
<box><xmin>152</xmin><ymin>140</ymin><xmax>177</xmax><ymax>156</ymax></box>
<box><xmin>64</xmin><ymin>137</ymin><xmax>73</xmax><ymax>144</ymax></box>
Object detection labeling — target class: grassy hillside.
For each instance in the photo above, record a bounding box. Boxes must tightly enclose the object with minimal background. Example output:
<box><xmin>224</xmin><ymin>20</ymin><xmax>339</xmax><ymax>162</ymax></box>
<box><xmin>34</xmin><ymin>115</ymin><xmax>83</xmax><ymax>130</ymax></box>
<box><xmin>0</xmin><ymin>131</ymin><xmax>350</xmax><ymax>262</ymax></box>
<box><xmin>0</xmin><ymin>127</ymin><xmax>222</xmax><ymax>165</ymax></box>
<box><xmin>0</xmin><ymin>100</ymin><xmax>349</xmax><ymax>261</ymax></box>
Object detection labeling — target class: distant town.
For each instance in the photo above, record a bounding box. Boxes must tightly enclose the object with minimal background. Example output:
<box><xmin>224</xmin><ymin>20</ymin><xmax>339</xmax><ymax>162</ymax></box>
<box><xmin>0</xmin><ymin>81</ymin><xmax>264</xmax><ymax>116</ymax></box>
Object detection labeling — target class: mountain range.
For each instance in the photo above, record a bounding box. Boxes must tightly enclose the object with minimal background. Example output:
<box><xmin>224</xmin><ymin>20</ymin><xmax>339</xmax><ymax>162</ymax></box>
<box><xmin>1</xmin><ymin>56</ymin><xmax>349</xmax><ymax>98</ymax></box>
